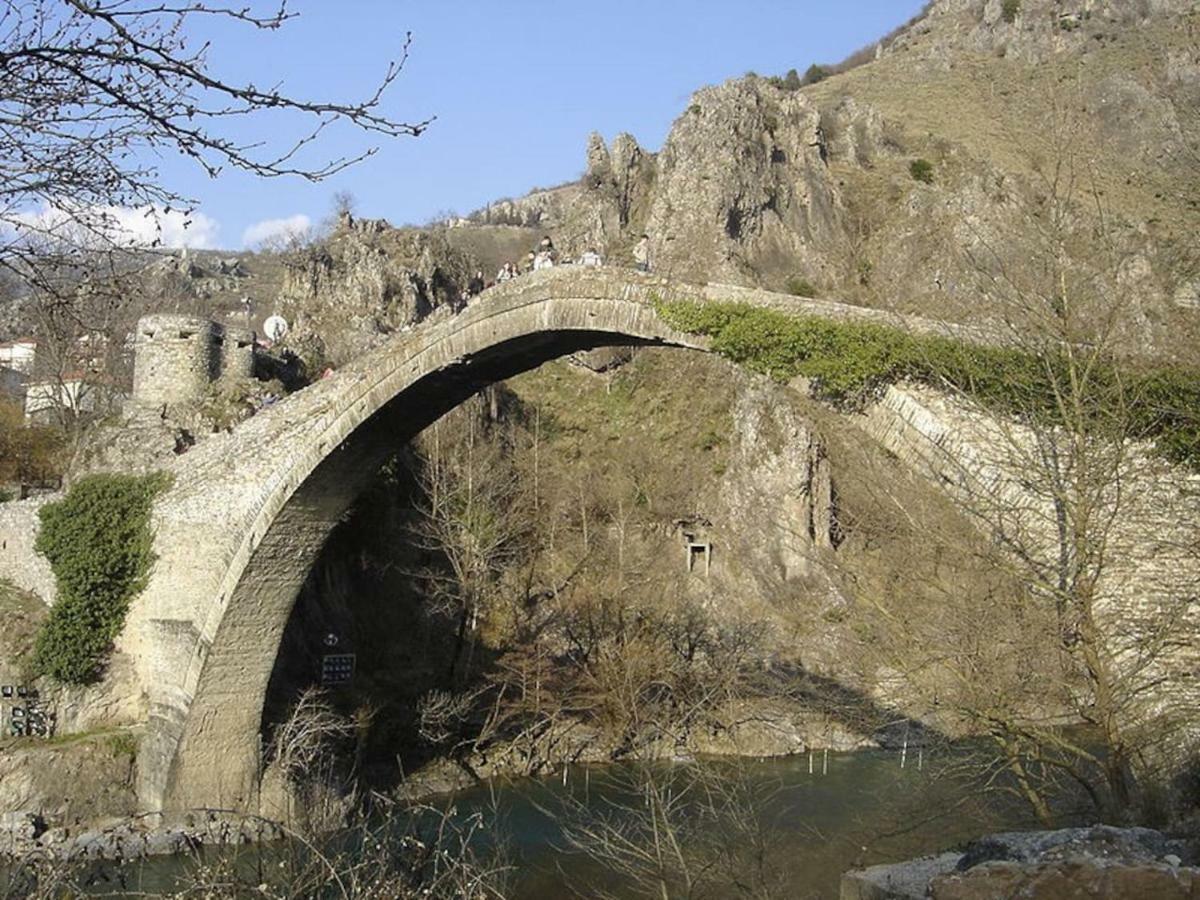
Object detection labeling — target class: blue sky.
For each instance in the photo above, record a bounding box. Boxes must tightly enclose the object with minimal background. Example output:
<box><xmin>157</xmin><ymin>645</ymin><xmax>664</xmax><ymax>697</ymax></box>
<box><xmin>152</xmin><ymin>1</ymin><xmax>928</xmax><ymax>249</ymax></box>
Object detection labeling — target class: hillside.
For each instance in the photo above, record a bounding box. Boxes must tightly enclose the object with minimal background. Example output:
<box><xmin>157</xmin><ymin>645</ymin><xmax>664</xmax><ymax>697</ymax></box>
<box><xmin>432</xmin><ymin>0</ymin><xmax>1200</xmax><ymax>359</ymax></box>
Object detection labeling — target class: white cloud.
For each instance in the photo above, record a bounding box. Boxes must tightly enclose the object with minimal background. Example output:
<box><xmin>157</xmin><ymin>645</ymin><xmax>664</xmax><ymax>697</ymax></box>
<box><xmin>241</xmin><ymin>214</ymin><xmax>312</xmax><ymax>249</ymax></box>
<box><xmin>13</xmin><ymin>202</ymin><xmax>219</xmax><ymax>250</ymax></box>
<box><xmin>110</xmin><ymin>205</ymin><xmax>219</xmax><ymax>249</ymax></box>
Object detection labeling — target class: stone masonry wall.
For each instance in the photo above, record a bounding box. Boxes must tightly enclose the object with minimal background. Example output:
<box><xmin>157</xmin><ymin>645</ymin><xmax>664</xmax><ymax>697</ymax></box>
<box><xmin>217</xmin><ymin>325</ymin><xmax>256</xmax><ymax>381</ymax></box>
<box><xmin>131</xmin><ymin>314</ymin><xmax>215</xmax><ymax>410</ymax></box>
<box><xmin>0</xmin><ymin>497</ymin><xmax>56</xmax><ymax>605</ymax></box>
<box><xmin>860</xmin><ymin>382</ymin><xmax>1200</xmax><ymax>770</ymax></box>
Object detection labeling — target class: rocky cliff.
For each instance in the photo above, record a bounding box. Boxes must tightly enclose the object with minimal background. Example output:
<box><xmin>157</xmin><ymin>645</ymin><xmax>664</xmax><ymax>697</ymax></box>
<box><xmin>277</xmin><ymin>220</ymin><xmax>474</xmax><ymax>366</ymax></box>
<box><xmin>442</xmin><ymin>0</ymin><xmax>1198</xmax><ymax>358</ymax></box>
<box><xmin>466</xmin><ymin>130</ymin><xmax>656</xmax><ymax>263</ymax></box>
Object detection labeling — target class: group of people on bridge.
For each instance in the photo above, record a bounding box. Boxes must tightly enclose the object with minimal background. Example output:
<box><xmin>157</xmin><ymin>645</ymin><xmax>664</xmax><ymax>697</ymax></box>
<box><xmin>462</xmin><ymin>233</ymin><xmax>651</xmax><ymax>300</ymax></box>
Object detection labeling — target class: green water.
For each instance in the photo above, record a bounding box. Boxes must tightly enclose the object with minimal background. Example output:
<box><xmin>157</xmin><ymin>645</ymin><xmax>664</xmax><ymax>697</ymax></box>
<box><xmin>25</xmin><ymin>750</ymin><xmax>1053</xmax><ymax>899</ymax></box>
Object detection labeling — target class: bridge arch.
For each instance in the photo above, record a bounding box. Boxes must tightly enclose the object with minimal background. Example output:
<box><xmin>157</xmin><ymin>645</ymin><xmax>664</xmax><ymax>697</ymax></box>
<box><xmin>130</xmin><ymin>266</ymin><xmax>965</xmax><ymax>814</ymax></box>
<box><xmin>131</xmin><ymin>268</ymin><xmax>728</xmax><ymax>813</ymax></box>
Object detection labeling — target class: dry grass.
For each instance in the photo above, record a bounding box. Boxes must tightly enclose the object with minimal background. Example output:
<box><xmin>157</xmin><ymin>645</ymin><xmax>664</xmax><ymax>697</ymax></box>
<box><xmin>805</xmin><ymin>17</ymin><xmax>1200</xmax><ymax>241</ymax></box>
<box><xmin>0</xmin><ymin>580</ymin><xmax>45</xmax><ymax>684</ymax></box>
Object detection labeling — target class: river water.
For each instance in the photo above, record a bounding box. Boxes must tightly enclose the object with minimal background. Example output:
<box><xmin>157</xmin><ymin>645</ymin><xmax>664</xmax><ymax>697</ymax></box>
<box><xmin>58</xmin><ymin>749</ymin><xmax>1053</xmax><ymax>899</ymax></box>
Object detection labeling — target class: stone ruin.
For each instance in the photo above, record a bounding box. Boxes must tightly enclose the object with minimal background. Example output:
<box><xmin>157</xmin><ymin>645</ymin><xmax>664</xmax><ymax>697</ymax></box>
<box><xmin>675</xmin><ymin>515</ymin><xmax>714</xmax><ymax>577</ymax></box>
<box><xmin>131</xmin><ymin>314</ymin><xmax>255</xmax><ymax>413</ymax></box>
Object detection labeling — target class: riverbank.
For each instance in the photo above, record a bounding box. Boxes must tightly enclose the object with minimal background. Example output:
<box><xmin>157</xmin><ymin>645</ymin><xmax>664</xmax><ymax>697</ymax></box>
<box><xmin>0</xmin><ymin>716</ymin><xmax>871</xmax><ymax>865</ymax></box>
<box><xmin>0</xmin><ymin>751</ymin><xmax>1060</xmax><ymax>898</ymax></box>
<box><xmin>1</xmin><ymin>813</ymin><xmax>283</xmax><ymax>864</ymax></box>
<box><xmin>394</xmin><ymin>698</ymin><xmax>886</xmax><ymax>801</ymax></box>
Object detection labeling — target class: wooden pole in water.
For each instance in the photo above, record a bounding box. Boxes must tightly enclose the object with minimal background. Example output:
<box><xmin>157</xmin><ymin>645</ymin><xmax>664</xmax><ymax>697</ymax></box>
<box><xmin>901</xmin><ymin>737</ymin><xmax>908</xmax><ymax>769</ymax></box>
<box><xmin>823</xmin><ymin>748</ymin><xmax>828</xmax><ymax>776</ymax></box>
<box><xmin>809</xmin><ymin>748</ymin><xmax>814</xmax><ymax>775</ymax></box>
<box><xmin>918</xmin><ymin>747</ymin><xmax>923</xmax><ymax>771</ymax></box>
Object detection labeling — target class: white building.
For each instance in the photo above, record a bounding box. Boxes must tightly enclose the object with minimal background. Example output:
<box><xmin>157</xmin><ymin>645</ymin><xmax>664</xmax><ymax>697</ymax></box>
<box><xmin>24</xmin><ymin>373</ymin><xmax>103</xmax><ymax>421</ymax></box>
<box><xmin>0</xmin><ymin>338</ymin><xmax>36</xmax><ymax>374</ymax></box>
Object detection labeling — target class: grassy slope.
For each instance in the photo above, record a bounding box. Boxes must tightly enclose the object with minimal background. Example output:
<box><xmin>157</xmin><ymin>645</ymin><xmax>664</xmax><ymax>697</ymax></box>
<box><xmin>807</xmin><ymin>17</ymin><xmax>1198</xmax><ymax>240</ymax></box>
<box><xmin>506</xmin><ymin>349</ymin><xmax>737</xmax><ymax>519</ymax></box>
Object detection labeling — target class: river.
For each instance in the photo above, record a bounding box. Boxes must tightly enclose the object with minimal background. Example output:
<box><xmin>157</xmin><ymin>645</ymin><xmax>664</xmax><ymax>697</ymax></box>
<box><xmin>49</xmin><ymin>749</ymin><xmax>1057</xmax><ymax>898</ymax></box>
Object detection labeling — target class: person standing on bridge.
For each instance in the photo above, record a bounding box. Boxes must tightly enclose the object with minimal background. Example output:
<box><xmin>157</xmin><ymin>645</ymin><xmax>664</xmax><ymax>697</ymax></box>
<box><xmin>533</xmin><ymin>235</ymin><xmax>558</xmax><ymax>272</ymax></box>
<box><xmin>633</xmin><ymin>234</ymin><xmax>651</xmax><ymax>272</ymax></box>
<box><xmin>467</xmin><ymin>271</ymin><xmax>485</xmax><ymax>297</ymax></box>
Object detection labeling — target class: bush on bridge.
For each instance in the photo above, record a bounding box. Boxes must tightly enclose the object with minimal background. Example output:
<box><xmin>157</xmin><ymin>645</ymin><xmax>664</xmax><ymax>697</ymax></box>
<box><xmin>33</xmin><ymin>472</ymin><xmax>171</xmax><ymax>684</ymax></box>
<box><xmin>655</xmin><ymin>299</ymin><xmax>1200</xmax><ymax>470</ymax></box>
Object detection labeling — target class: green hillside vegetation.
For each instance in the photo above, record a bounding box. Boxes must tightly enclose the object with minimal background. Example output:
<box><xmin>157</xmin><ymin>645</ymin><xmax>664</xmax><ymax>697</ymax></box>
<box><xmin>657</xmin><ymin>299</ymin><xmax>1200</xmax><ymax>469</ymax></box>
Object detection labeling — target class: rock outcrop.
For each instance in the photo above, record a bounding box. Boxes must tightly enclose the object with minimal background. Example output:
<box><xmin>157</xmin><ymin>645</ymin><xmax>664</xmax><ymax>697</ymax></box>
<box><xmin>0</xmin><ymin>736</ymin><xmax>138</xmax><ymax>852</ymax></box>
<box><xmin>279</xmin><ymin>222</ymin><xmax>473</xmax><ymax>365</ymax></box>
<box><xmin>718</xmin><ymin>379</ymin><xmax>840</xmax><ymax>586</ymax></box>
<box><xmin>841</xmin><ymin>825</ymin><xmax>1199</xmax><ymax>899</ymax></box>
<box><xmin>646</xmin><ymin>78</ymin><xmax>842</xmax><ymax>285</ymax></box>
<box><xmin>469</xmin><ymin>131</ymin><xmax>656</xmax><ymax>261</ymax></box>
<box><xmin>448</xmin><ymin>0</ymin><xmax>1199</xmax><ymax>356</ymax></box>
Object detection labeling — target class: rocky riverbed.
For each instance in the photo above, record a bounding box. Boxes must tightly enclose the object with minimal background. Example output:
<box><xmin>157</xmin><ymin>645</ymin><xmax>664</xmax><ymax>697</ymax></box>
<box><xmin>841</xmin><ymin>825</ymin><xmax>1200</xmax><ymax>900</ymax></box>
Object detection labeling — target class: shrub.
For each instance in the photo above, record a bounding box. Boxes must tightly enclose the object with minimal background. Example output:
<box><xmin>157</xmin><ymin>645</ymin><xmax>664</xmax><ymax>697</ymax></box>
<box><xmin>653</xmin><ymin>299</ymin><xmax>1200</xmax><ymax>469</ymax></box>
<box><xmin>106</xmin><ymin>731</ymin><xmax>138</xmax><ymax>759</ymax></box>
<box><xmin>0</xmin><ymin>399</ymin><xmax>65</xmax><ymax>488</ymax></box>
<box><xmin>33</xmin><ymin>473</ymin><xmax>170</xmax><ymax>684</ymax></box>
<box><xmin>910</xmin><ymin>158</ymin><xmax>935</xmax><ymax>184</ymax></box>
<box><xmin>786</xmin><ymin>276</ymin><xmax>819</xmax><ymax>297</ymax></box>
<box><xmin>802</xmin><ymin>64</ymin><xmax>828</xmax><ymax>86</ymax></box>
<box><xmin>1001</xmin><ymin>0</ymin><xmax>1020</xmax><ymax>23</ymax></box>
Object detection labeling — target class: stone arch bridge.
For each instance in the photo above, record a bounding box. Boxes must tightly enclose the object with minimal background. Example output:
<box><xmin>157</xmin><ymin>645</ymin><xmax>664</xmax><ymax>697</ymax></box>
<box><xmin>5</xmin><ymin>267</ymin><xmax>1192</xmax><ymax>817</ymax></box>
<box><xmin>125</xmin><ymin>267</ymin><xmax>976</xmax><ymax>814</ymax></box>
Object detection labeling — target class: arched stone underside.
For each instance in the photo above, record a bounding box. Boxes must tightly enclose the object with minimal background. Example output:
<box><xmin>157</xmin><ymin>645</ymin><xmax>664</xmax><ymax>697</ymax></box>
<box><xmin>128</xmin><ymin>268</ymin><xmax>985</xmax><ymax>814</ymax></box>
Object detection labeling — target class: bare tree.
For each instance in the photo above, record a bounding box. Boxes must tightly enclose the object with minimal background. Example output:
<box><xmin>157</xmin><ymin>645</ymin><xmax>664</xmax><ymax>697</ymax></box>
<box><xmin>265</xmin><ymin>686</ymin><xmax>358</xmax><ymax>832</ymax></box>
<box><xmin>0</xmin><ymin>0</ymin><xmax>428</xmax><ymax>426</ymax></box>
<box><xmin>554</xmin><ymin>761</ymin><xmax>794</xmax><ymax>900</ymax></box>
<box><xmin>0</xmin><ymin>1</ymin><xmax>426</xmax><ymax>265</ymax></box>
<box><xmin>408</xmin><ymin>398</ymin><xmax>533</xmax><ymax>685</ymax></box>
<box><xmin>841</xmin><ymin>86</ymin><xmax>1200</xmax><ymax>824</ymax></box>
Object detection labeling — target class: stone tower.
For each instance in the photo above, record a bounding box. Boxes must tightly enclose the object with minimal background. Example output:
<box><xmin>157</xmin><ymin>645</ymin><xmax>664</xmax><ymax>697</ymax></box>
<box><xmin>216</xmin><ymin>324</ymin><xmax>256</xmax><ymax>381</ymax></box>
<box><xmin>132</xmin><ymin>314</ymin><xmax>216</xmax><ymax>409</ymax></box>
